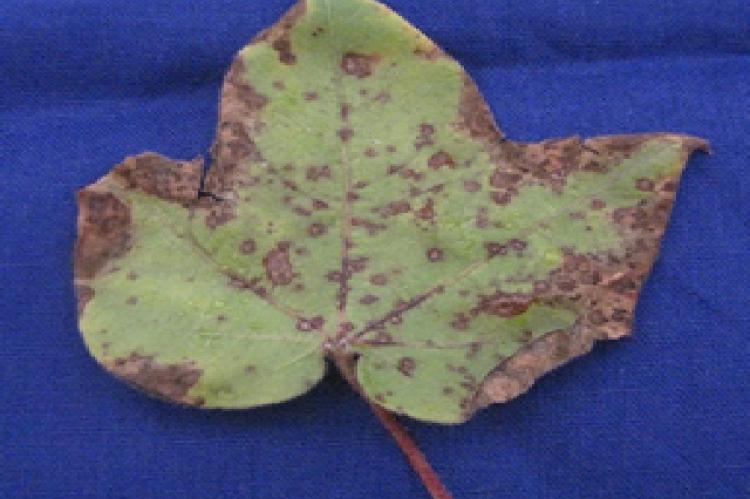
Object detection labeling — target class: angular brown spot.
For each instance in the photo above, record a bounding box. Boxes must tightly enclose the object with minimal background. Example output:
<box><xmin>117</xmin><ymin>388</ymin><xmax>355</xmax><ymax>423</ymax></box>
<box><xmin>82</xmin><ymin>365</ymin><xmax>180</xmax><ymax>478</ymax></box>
<box><xmin>380</xmin><ymin>199</ymin><xmax>411</xmax><ymax>217</ymax></box>
<box><xmin>312</xmin><ymin>199</ymin><xmax>329</xmax><ymax>210</ymax></box>
<box><xmin>426</xmin><ymin>247</ymin><xmax>444</xmax><ymax>262</ymax></box>
<box><xmin>397</xmin><ymin>357</ymin><xmax>416</xmax><ymax>377</ymax></box>
<box><xmin>636</xmin><ymin>178</ymin><xmax>655</xmax><ymax>192</ymax></box>
<box><xmin>475</xmin><ymin>291</ymin><xmax>532</xmax><ymax>317</ymax></box>
<box><xmin>360</xmin><ymin>294</ymin><xmax>380</xmax><ymax>305</ymax></box>
<box><xmin>306</xmin><ymin>165</ymin><xmax>331</xmax><ymax>181</ymax></box>
<box><xmin>297</xmin><ymin>315</ymin><xmax>325</xmax><ymax>332</ymax></box>
<box><xmin>508</xmin><ymin>238</ymin><xmax>528</xmax><ymax>252</ymax></box>
<box><xmin>303</xmin><ymin>91</ymin><xmax>319</xmax><ymax>101</ymax></box>
<box><xmin>416</xmin><ymin>198</ymin><xmax>435</xmax><ymax>221</ymax></box>
<box><xmin>338</xmin><ymin>127</ymin><xmax>354</xmax><ymax>142</ymax></box>
<box><xmin>490</xmin><ymin>191</ymin><xmax>512</xmax><ymax>205</ymax></box>
<box><xmin>240</xmin><ymin>238</ymin><xmax>257</xmax><ymax>255</ymax></box>
<box><xmin>414</xmin><ymin>123</ymin><xmax>435</xmax><ymax>150</ymax></box>
<box><xmin>489</xmin><ymin>171</ymin><xmax>521</xmax><ymax>189</ymax></box>
<box><xmin>340</xmin><ymin>103</ymin><xmax>351</xmax><ymax>122</ymax></box>
<box><xmin>591</xmin><ymin>198</ymin><xmax>606</xmax><ymax>210</ymax></box>
<box><xmin>484</xmin><ymin>242</ymin><xmax>508</xmax><ymax>258</ymax></box>
<box><xmin>272</xmin><ymin>38</ymin><xmax>296</xmax><ymax>64</ymax></box>
<box><xmin>307</xmin><ymin>223</ymin><xmax>327</xmax><ymax>237</ymax></box>
<box><xmin>341</xmin><ymin>52</ymin><xmax>381</xmax><ymax>78</ymax></box>
<box><xmin>456</xmin><ymin>75</ymin><xmax>503</xmax><ymax>141</ymax></box>
<box><xmin>263</xmin><ymin>242</ymin><xmax>295</xmax><ymax>286</ymax></box>
<box><xmin>75</xmin><ymin>285</ymin><xmax>94</xmax><ymax>315</ymax></box>
<box><xmin>373</xmin><ymin>91</ymin><xmax>391</xmax><ymax>104</ymax></box>
<box><xmin>126</xmin><ymin>296</ymin><xmax>138</xmax><ymax>305</ymax></box>
<box><xmin>114</xmin><ymin>154</ymin><xmax>203</xmax><ymax>204</ymax></box>
<box><xmin>463</xmin><ymin>179</ymin><xmax>481</xmax><ymax>193</ymax></box>
<box><xmin>428</xmin><ymin>151</ymin><xmax>455</xmax><ymax>170</ymax></box>
<box><xmin>370</xmin><ymin>273</ymin><xmax>388</xmax><ymax>286</ymax></box>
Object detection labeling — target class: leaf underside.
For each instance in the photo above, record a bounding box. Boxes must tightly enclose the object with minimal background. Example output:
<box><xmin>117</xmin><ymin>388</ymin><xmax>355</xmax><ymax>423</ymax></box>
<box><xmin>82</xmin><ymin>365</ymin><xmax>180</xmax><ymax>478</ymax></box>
<box><xmin>74</xmin><ymin>0</ymin><xmax>707</xmax><ymax>424</ymax></box>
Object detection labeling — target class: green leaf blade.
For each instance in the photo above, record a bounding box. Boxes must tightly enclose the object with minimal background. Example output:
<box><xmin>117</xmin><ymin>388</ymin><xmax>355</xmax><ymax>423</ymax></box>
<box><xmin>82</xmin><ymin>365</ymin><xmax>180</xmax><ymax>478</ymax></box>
<box><xmin>74</xmin><ymin>0</ymin><xmax>708</xmax><ymax>422</ymax></box>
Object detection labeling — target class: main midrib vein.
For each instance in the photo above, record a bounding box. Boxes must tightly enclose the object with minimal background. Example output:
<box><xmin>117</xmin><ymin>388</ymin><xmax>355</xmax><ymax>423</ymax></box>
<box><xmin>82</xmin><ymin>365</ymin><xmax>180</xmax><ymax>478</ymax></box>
<box><xmin>334</xmin><ymin>72</ymin><xmax>355</xmax><ymax>340</ymax></box>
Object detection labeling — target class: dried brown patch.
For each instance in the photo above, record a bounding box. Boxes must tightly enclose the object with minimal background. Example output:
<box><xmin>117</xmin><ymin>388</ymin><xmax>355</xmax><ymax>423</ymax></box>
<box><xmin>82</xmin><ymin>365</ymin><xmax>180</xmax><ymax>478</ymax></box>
<box><xmin>74</xmin><ymin>190</ymin><xmax>132</xmax><ymax>279</ymax></box>
<box><xmin>113</xmin><ymin>153</ymin><xmax>202</xmax><ymax>204</ymax></box>
<box><xmin>455</xmin><ymin>75</ymin><xmax>503</xmax><ymax>142</ymax></box>
<box><xmin>106</xmin><ymin>353</ymin><xmax>203</xmax><ymax>405</ymax></box>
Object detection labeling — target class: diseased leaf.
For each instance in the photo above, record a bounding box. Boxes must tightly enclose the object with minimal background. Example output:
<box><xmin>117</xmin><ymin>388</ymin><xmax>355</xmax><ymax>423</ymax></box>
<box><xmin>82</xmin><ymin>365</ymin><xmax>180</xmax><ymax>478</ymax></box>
<box><xmin>74</xmin><ymin>0</ymin><xmax>707</xmax><ymax>424</ymax></box>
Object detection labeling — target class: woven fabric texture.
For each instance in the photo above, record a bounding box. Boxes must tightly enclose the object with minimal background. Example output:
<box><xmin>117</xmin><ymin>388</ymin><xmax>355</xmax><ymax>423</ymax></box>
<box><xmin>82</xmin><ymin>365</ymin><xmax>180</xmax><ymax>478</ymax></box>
<box><xmin>1</xmin><ymin>1</ymin><xmax>748</xmax><ymax>497</ymax></box>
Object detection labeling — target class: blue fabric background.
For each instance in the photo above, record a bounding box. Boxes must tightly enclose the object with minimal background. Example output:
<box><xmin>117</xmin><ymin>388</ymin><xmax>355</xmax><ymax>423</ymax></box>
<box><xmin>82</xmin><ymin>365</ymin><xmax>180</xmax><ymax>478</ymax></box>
<box><xmin>1</xmin><ymin>1</ymin><xmax>748</xmax><ymax>497</ymax></box>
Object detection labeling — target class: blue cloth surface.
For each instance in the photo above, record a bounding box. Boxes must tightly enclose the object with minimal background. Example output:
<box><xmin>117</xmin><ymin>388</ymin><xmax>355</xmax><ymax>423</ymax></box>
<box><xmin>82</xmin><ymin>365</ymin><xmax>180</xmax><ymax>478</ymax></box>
<box><xmin>1</xmin><ymin>1</ymin><xmax>748</xmax><ymax>497</ymax></box>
